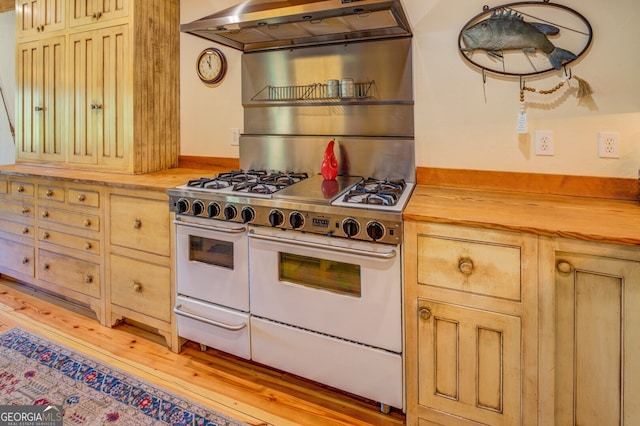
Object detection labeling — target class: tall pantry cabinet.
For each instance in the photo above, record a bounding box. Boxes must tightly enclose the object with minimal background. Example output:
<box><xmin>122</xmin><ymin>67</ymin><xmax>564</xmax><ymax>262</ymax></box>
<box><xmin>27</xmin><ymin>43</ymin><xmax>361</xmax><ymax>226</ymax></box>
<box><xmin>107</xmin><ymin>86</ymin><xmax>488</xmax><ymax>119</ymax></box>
<box><xmin>15</xmin><ymin>0</ymin><xmax>179</xmax><ymax>173</ymax></box>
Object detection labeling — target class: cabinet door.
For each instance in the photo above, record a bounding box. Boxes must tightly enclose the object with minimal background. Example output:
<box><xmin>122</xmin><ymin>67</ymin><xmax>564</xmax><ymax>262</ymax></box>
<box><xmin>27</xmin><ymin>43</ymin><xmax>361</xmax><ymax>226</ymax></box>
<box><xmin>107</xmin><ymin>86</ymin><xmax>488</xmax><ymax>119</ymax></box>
<box><xmin>68</xmin><ymin>25</ymin><xmax>129</xmax><ymax>167</ymax></box>
<box><xmin>417</xmin><ymin>299</ymin><xmax>522</xmax><ymax>425</ymax></box>
<box><xmin>15</xmin><ymin>37</ymin><xmax>65</xmax><ymax>163</ymax></box>
<box><xmin>16</xmin><ymin>0</ymin><xmax>65</xmax><ymax>39</ymax></box>
<box><xmin>69</xmin><ymin>0</ymin><xmax>129</xmax><ymax>28</ymax></box>
<box><xmin>551</xmin><ymin>252</ymin><xmax>640</xmax><ymax>426</ymax></box>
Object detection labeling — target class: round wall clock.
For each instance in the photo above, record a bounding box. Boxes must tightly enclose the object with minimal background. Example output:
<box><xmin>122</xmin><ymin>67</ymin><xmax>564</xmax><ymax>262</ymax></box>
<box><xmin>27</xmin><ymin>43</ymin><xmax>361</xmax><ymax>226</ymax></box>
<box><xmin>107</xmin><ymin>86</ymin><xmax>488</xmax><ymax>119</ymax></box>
<box><xmin>196</xmin><ymin>47</ymin><xmax>227</xmax><ymax>84</ymax></box>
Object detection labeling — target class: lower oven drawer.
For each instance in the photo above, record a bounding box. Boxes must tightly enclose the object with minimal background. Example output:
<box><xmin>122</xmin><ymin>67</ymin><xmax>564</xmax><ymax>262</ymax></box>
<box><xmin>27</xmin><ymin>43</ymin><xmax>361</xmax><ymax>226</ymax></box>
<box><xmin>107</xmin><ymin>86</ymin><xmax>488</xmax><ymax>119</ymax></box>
<box><xmin>251</xmin><ymin>316</ymin><xmax>403</xmax><ymax>410</ymax></box>
<box><xmin>174</xmin><ymin>295</ymin><xmax>250</xmax><ymax>359</ymax></box>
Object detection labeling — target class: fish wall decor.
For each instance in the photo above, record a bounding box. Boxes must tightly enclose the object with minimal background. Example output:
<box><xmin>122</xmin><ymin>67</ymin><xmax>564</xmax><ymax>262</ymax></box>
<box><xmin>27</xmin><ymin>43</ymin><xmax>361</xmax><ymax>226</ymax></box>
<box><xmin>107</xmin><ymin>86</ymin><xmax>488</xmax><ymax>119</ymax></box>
<box><xmin>459</xmin><ymin>1</ymin><xmax>592</xmax><ymax>77</ymax></box>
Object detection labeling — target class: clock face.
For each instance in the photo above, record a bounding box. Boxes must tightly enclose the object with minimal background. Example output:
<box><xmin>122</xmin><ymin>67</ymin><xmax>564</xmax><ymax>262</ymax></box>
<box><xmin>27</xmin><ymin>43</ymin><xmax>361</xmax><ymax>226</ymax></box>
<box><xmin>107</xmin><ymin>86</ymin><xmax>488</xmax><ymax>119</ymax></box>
<box><xmin>196</xmin><ymin>48</ymin><xmax>227</xmax><ymax>84</ymax></box>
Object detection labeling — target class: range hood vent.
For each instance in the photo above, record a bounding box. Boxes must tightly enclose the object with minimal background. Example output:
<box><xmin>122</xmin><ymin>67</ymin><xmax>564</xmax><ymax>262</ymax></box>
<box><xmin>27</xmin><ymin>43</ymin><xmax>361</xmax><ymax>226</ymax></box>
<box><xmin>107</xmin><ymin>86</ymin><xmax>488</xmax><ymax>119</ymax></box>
<box><xmin>181</xmin><ymin>0</ymin><xmax>412</xmax><ymax>52</ymax></box>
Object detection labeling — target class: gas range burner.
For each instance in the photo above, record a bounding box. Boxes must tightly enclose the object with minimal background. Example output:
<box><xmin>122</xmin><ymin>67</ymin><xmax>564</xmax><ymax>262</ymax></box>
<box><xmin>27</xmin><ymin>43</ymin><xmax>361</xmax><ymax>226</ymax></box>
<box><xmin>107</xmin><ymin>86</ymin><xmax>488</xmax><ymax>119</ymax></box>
<box><xmin>187</xmin><ymin>170</ymin><xmax>309</xmax><ymax>194</ymax></box>
<box><xmin>342</xmin><ymin>178</ymin><xmax>406</xmax><ymax>206</ymax></box>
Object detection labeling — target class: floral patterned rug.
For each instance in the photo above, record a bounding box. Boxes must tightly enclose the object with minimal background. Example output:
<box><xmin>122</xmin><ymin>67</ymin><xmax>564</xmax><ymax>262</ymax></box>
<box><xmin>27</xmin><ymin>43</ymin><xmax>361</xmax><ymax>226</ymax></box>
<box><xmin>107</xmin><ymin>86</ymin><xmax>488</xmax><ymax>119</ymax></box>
<box><xmin>0</xmin><ymin>327</ymin><xmax>248</xmax><ymax>426</ymax></box>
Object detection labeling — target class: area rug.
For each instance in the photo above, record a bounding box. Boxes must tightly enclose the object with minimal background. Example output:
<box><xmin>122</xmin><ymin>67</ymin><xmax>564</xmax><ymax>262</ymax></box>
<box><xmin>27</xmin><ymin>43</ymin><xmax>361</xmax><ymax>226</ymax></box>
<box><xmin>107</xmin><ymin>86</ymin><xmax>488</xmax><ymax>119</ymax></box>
<box><xmin>0</xmin><ymin>327</ymin><xmax>248</xmax><ymax>425</ymax></box>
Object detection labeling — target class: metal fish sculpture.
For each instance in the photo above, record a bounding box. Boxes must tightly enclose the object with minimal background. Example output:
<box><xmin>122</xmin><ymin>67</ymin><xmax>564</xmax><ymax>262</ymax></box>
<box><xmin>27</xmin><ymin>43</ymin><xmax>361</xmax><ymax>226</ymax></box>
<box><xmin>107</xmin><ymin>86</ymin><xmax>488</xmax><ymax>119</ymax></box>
<box><xmin>462</xmin><ymin>9</ymin><xmax>577</xmax><ymax>70</ymax></box>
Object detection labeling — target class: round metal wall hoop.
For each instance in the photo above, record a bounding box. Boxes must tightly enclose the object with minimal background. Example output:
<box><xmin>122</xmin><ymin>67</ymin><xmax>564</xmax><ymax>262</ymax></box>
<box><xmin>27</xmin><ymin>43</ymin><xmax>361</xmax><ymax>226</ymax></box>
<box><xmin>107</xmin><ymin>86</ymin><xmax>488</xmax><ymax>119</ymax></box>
<box><xmin>458</xmin><ymin>1</ymin><xmax>593</xmax><ymax>77</ymax></box>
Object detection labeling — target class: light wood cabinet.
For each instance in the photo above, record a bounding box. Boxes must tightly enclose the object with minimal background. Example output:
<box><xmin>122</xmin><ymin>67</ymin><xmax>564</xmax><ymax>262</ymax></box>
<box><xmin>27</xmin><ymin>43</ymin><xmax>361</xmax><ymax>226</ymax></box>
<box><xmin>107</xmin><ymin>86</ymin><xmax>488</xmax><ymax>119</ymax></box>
<box><xmin>539</xmin><ymin>238</ymin><xmax>640</xmax><ymax>426</ymax></box>
<box><xmin>15</xmin><ymin>0</ymin><xmax>65</xmax><ymax>38</ymax></box>
<box><xmin>15</xmin><ymin>36</ymin><xmax>66</xmax><ymax>163</ymax></box>
<box><xmin>0</xmin><ymin>177</ymin><xmax>35</xmax><ymax>281</ymax></box>
<box><xmin>14</xmin><ymin>0</ymin><xmax>179</xmax><ymax>173</ymax></box>
<box><xmin>404</xmin><ymin>221</ymin><xmax>538</xmax><ymax>425</ymax></box>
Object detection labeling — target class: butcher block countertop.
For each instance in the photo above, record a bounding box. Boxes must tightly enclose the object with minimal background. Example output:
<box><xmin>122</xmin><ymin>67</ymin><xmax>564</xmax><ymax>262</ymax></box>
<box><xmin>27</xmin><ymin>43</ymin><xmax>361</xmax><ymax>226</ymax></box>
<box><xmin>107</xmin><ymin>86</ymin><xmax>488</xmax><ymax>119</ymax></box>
<box><xmin>0</xmin><ymin>164</ymin><xmax>228</xmax><ymax>191</ymax></box>
<box><xmin>405</xmin><ymin>184</ymin><xmax>640</xmax><ymax>247</ymax></box>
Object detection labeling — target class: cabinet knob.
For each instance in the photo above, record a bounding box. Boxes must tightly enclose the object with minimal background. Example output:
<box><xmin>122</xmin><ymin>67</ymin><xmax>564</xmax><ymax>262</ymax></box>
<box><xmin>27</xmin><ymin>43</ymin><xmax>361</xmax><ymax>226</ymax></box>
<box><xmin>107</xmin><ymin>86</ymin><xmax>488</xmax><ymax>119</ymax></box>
<box><xmin>83</xmin><ymin>219</ymin><xmax>91</xmax><ymax>227</ymax></box>
<box><xmin>34</xmin><ymin>106</ymin><xmax>44</xmax><ymax>111</ymax></box>
<box><xmin>41</xmin><ymin>232</ymin><xmax>49</xmax><ymax>239</ymax></box>
<box><xmin>132</xmin><ymin>282</ymin><xmax>142</xmax><ymax>292</ymax></box>
<box><xmin>556</xmin><ymin>261</ymin><xmax>573</xmax><ymax>274</ymax></box>
<box><xmin>17</xmin><ymin>185</ymin><xmax>24</xmax><ymax>193</ymax></box>
<box><xmin>43</xmin><ymin>263</ymin><xmax>50</xmax><ymax>270</ymax></box>
<box><xmin>22</xmin><ymin>227</ymin><xmax>29</xmax><ymax>235</ymax></box>
<box><xmin>41</xmin><ymin>210</ymin><xmax>49</xmax><ymax>218</ymax></box>
<box><xmin>22</xmin><ymin>257</ymin><xmax>30</xmax><ymax>264</ymax></box>
<box><xmin>419</xmin><ymin>308</ymin><xmax>432</xmax><ymax>320</ymax></box>
<box><xmin>92</xmin><ymin>11</ymin><xmax>103</xmax><ymax>19</ymax></box>
<box><xmin>91</xmin><ymin>104</ymin><xmax>103</xmax><ymax>110</ymax></box>
<box><xmin>133</xmin><ymin>219</ymin><xmax>142</xmax><ymax>229</ymax></box>
<box><xmin>84</xmin><ymin>242</ymin><xmax>92</xmax><ymax>250</ymax></box>
<box><xmin>45</xmin><ymin>189</ymin><xmax>54</xmax><ymax>197</ymax></box>
<box><xmin>21</xmin><ymin>207</ymin><xmax>30</xmax><ymax>214</ymax></box>
<box><xmin>77</xmin><ymin>194</ymin><xmax>86</xmax><ymax>202</ymax></box>
<box><xmin>84</xmin><ymin>275</ymin><xmax>93</xmax><ymax>284</ymax></box>
<box><xmin>458</xmin><ymin>258</ymin><xmax>474</xmax><ymax>275</ymax></box>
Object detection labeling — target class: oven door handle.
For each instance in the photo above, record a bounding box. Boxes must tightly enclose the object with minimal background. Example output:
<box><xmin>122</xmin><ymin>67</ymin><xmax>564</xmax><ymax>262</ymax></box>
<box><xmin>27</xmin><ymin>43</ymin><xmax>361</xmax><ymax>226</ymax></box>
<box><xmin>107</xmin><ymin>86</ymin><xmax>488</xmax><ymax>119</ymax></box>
<box><xmin>173</xmin><ymin>305</ymin><xmax>247</xmax><ymax>331</ymax></box>
<box><xmin>248</xmin><ymin>231</ymin><xmax>397</xmax><ymax>260</ymax></box>
<box><xmin>173</xmin><ymin>219</ymin><xmax>247</xmax><ymax>234</ymax></box>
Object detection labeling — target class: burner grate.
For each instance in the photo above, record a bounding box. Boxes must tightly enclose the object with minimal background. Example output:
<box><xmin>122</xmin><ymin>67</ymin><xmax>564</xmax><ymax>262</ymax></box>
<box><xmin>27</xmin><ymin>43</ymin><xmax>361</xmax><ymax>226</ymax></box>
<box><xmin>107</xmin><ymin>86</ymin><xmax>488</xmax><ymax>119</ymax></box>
<box><xmin>342</xmin><ymin>178</ymin><xmax>406</xmax><ymax>206</ymax></box>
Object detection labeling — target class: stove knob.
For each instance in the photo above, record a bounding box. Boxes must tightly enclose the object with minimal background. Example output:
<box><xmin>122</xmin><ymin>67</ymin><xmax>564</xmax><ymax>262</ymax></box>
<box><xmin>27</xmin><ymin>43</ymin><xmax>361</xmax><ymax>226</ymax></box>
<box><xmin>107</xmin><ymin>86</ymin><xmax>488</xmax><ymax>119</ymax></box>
<box><xmin>176</xmin><ymin>198</ymin><xmax>189</xmax><ymax>214</ymax></box>
<box><xmin>342</xmin><ymin>218</ymin><xmax>360</xmax><ymax>238</ymax></box>
<box><xmin>192</xmin><ymin>200</ymin><xmax>205</xmax><ymax>216</ymax></box>
<box><xmin>207</xmin><ymin>202</ymin><xmax>221</xmax><ymax>218</ymax></box>
<box><xmin>224</xmin><ymin>205</ymin><xmax>237</xmax><ymax>220</ymax></box>
<box><xmin>289</xmin><ymin>211</ymin><xmax>305</xmax><ymax>229</ymax></box>
<box><xmin>366</xmin><ymin>221</ymin><xmax>385</xmax><ymax>241</ymax></box>
<box><xmin>269</xmin><ymin>210</ymin><xmax>284</xmax><ymax>227</ymax></box>
<box><xmin>241</xmin><ymin>206</ymin><xmax>256</xmax><ymax>223</ymax></box>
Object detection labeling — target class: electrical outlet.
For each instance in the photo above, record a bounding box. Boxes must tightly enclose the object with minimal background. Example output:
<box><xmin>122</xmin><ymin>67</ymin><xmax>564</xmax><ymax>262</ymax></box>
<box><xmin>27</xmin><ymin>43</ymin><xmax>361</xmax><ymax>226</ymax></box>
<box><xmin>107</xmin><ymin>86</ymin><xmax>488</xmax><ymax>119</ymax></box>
<box><xmin>230</xmin><ymin>128</ymin><xmax>240</xmax><ymax>146</ymax></box>
<box><xmin>534</xmin><ymin>131</ymin><xmax>554</xmax><ymax>156</ymax></box>
<box><xmin>598</xmin><ymin>131</ymin><xmax>619</xmax><ymax>158</ymax></box>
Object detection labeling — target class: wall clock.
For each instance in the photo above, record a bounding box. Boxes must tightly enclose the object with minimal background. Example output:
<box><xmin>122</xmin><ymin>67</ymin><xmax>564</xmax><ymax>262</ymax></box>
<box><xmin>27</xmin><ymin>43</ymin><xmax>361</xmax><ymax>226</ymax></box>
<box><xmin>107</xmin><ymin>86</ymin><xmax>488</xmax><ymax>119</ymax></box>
<box><xmin>196</xmin><ymin>47</ymin><xmax>227</xmax><ymax>84</ymax></box>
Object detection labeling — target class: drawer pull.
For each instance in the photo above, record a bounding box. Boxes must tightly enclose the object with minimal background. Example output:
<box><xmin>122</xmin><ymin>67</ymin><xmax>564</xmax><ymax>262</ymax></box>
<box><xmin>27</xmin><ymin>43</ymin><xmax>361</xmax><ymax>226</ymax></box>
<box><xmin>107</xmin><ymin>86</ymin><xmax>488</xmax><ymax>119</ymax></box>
<box><xmin>84</xmin><ymin>275</ymin><xmax>93</xmax><ymax>284</ymax></box>
<box><xmin>41</xmin><ymin>210</ymin><xmax>49</xmax><ymax>218</ymax></box>
<box><xmin>557</xmin><ymin>261</ymin><xmax>573</xmax><ymax>274</ymax></box>
<box><xmin>34</xmin><ymin>106</ymin><xmax>44</xmax><ymax>111</ymax></box>
<box><xmin>22</xmin><ymin>227</ymin><xmax>29</xmax><ymax>235</ymax></box>
<box><xmin>41</xmin><ymin>232</ymin><xmax>49</xmax><ymax>239</ymax></box>
<box><xmin>45</xmin><ymin>189</ymin><xmax>54</xmax><ymax>197</ymax></box>
<box><xmin>77</xmin><ymin>194</ymin><xmax>86</xmax><ymax>202</ymax></box>
<box><xmin>22</xmin><ymin>257</ymin><xmax>30</xmax><ymax>264</ymax></box>
<box><xmin>91</xmin><ymin>104</ymin><xmax>103</xmax><ymax>110</ymax></box>
<box><xmin>132</xmin><ymin>282</ymin><xmax>142</xmax><ymax>292</ymax></box>
<box><xmin>92</xmin><ymin>11</ymin><xmax>103</xmax><ymax>19</ymax></box>
<box><xmin>17</xmin><ymin>185</ymin><xmax>24</xmax><ymax>193</ymax></box>
<box><xmin>83</xmin><ymin>219</ymin><xmax>91</xmax><ymax>227</ymax></box>
<box><xmin>84</xmin><ymin>242</ymin><xmax>92</xmax><ymax>250</ymax></box>
<box><xmin>21</xmin><ymin>207</ymin><xmax>30</xmax><ymax>214</ymax></box>
<box><xmin>43</xmin><ymin>263</ymin><xmax>50</xmax><ymax>270</ymax></box>
<box><xmin>458</xmin><ymin>258</ymin><xmax>474</xmax><ymax>275</ymax></box>
<box><xmin>419</xmin><ymin>308</ymin><xmax>432</xmax><ymax>321</ymax></box>
<box><xmin>133</xmin><ymin>219</ymin><xmax>142</xmax><ymax>229</ymax></box>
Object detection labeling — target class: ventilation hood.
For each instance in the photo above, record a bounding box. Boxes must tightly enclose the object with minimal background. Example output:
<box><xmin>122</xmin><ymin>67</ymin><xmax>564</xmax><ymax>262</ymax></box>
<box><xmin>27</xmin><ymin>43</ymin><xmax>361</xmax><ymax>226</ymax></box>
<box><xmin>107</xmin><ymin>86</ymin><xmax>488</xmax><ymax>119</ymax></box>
<box><xmin>180</xmin><ymin>0</ymin><xmax>412</xmax><ymax>52</ymax></box>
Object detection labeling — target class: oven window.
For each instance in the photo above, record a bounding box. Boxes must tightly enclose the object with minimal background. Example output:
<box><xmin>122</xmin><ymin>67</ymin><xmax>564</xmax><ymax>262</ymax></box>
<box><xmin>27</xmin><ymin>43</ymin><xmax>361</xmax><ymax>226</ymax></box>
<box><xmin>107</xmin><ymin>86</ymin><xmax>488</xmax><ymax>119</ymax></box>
<box><xmin>279</xmin><ymin>252</ymin><xmax>361</xmax><ymax>297</ymax></box>
<box><xmin>189</xmin><ymin>235</ymin><xmax>233</xmax><ymax>269</ymax></box>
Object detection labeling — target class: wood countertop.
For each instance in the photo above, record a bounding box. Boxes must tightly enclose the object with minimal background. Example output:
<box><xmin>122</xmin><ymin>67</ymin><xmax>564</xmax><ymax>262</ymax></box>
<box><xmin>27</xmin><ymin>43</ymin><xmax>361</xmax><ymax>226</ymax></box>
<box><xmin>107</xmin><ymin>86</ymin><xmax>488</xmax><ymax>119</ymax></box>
<box><xmin>405</xmin><ymin>185</ymin><xmax>640</xmax><ymax>247</ymax></box>
<box><xmin>0</xmin><ymin>164</ymin><xmax>228</xmax><ymax>192</ymax></box>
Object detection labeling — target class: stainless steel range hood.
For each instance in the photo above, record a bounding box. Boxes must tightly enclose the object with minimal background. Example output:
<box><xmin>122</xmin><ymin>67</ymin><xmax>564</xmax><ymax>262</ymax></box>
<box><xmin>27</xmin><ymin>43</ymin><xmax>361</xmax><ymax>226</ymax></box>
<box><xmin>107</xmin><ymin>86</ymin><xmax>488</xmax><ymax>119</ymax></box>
<box><xmin>180</xmin><ymin>0</ymin><xmax>412</xmax><ymax>52</ymax></box>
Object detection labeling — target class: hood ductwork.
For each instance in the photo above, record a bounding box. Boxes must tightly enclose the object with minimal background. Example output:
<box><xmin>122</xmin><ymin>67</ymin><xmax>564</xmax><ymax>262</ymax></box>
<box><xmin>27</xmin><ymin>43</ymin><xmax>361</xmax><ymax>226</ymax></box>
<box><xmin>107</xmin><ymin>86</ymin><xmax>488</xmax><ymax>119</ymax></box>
<box><xmin>180</xmin><ymin>0</ymin><xmax>412</xmax><ymax>52</ymax></box>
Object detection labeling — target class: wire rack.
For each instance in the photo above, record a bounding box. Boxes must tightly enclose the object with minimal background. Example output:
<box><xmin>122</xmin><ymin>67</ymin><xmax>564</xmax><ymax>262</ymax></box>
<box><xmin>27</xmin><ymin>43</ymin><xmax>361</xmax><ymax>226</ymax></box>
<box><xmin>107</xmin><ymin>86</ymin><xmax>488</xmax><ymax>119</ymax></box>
<box><xmin>252</xmin><ymin>81</ymin><xmax>376</xmax><ymax>101</ymax></box>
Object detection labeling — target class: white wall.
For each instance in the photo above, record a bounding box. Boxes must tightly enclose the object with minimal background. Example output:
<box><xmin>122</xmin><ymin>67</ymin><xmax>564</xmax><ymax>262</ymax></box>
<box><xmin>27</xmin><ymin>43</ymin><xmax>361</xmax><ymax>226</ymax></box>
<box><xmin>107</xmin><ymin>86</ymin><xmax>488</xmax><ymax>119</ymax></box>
<box><xmin>0</xmin><ymin>11</ymin><xmax>15</xmax><ymax>165</ymax></box>
<box><xmin>180</xmin><ymin>0</ymin><xmax>640</xmax><ymax>178</ymax></box>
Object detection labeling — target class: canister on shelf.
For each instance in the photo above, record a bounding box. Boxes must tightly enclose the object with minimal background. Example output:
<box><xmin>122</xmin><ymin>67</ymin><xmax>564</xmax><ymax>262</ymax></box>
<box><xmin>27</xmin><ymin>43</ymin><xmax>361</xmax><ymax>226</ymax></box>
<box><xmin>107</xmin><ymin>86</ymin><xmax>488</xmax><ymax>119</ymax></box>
<box><xmin>327</xmin><ymin>79</ymin><xmax>339</xmax><ymax>98</ymax></box>
<box><xmin>341</xmin><ymin>78</ymin><xmax>354</xmax><ymax>98</ymax></box>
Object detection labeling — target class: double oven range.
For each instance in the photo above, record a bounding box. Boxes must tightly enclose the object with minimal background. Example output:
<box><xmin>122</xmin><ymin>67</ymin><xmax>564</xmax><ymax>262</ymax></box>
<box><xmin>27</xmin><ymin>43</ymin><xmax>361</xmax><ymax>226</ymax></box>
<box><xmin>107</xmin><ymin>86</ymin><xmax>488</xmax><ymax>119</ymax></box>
<box><xmin>170</xmin><ymin>36</ymin><xmax>414</xmax><ymax>412</ymax></box>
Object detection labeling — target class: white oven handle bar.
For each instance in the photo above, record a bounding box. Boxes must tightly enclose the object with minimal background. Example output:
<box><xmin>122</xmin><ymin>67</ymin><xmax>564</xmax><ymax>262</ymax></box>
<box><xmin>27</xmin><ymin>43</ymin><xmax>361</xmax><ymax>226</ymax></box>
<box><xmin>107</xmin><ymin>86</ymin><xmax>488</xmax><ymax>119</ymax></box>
<box><xmin>173</xmin><ymin>219</ymin><xmax>247</xmax><ymax>234</ymax></box>
<box><xmin>248</xmin><ymin>231</ymin><xmax>397</xmax><ymax>260</ymax></box>
<box><xmin>173</xmin><ymin>304</ymin><xmax>247</xmax><ymax>331</ymax></box>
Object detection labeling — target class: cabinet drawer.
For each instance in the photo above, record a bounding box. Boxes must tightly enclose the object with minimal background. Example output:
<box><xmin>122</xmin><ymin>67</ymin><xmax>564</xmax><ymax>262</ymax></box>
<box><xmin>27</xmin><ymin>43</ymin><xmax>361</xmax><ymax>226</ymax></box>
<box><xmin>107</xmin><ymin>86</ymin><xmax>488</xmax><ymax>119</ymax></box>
<box><xmin>0</xmin><ymin>219</ymin><xmax>34</xmax><ymax>238</ymax></box>
<box><xmin>38</xmin><ymin>249</ymin><xmax>100</xmax><ymax>298</ymax></box>
<box><xmin>39</xmin><ymin>207</ymin><xmax>100</xmax><ymax>231</ymax></box>
<box><xmin>0</xmin><ymin>200</ymin><xmax>34</xmax><ymax>218</ymax></box>
<box><xmin>0</xmin><ymin>179</ymin><xmax>7</xmax><ymax>193</ymax></box>
<box><xmin>68</xmin><ymin>188</ymin><xmax>100</xmax><ymax>208</ymax></box>
<box><xmin>39</xmin><ymin>227</ymin><xmax>100</xmax><ymax>255</ymax></box>
<box><xmin>38</xmin><ymin>185</ymin><xmax>65</xmax><ymax>202</ymax></box>
<box><xmin>110</xmin><ymin>254</ymin><xmax>171</xmax><ymax>322</ymax></box>
<box><xmin>0</xmin><ymin>237</ymin><xmax>34</xmax><ymax>277</ymax></box>
<box><xmin>417</xmin><ymin>234</ymin><xmax>521</xmax><ymax>301</ymax></box>
<box><xmin>9</xmin><ymin>181</ymin><xmax>34</xmax><ymax>197</ymax></box>
<box><xmin>110</xmin><ymin>195</ymin><xmax>170</xmax><ymax>256</ymax></box>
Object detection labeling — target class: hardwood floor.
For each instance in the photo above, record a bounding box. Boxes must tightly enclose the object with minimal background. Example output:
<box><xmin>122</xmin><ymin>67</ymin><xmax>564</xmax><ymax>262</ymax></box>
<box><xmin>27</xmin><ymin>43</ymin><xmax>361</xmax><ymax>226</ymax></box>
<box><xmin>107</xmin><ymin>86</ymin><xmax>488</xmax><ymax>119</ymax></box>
<box><xmin>0</xmin><ymin>277</ymin><xmax>405</xmax><ymax>426</ymax></box>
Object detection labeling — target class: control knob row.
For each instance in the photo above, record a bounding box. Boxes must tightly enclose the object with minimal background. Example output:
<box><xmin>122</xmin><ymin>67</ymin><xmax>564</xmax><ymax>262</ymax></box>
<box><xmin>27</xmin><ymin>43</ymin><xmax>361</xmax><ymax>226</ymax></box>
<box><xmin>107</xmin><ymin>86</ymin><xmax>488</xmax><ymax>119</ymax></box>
<box><xmin>343</xmin><ymin>219</ymin><xmax>386</xmax><ymax>241</ymax></box>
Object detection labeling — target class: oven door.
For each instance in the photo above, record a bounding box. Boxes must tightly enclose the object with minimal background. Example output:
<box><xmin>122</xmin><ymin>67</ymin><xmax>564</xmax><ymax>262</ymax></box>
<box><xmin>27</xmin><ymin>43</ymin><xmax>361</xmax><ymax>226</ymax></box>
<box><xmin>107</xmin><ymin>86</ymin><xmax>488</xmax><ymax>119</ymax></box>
<box><xmin>248</xmin><ymin>227</ymin><xmax>402</xmax><ymax>352</ymax></box>
<box><xmin>175</xmin><ymin>216</ymin><xmax>248</xmax><ymax>311</ymax></box>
